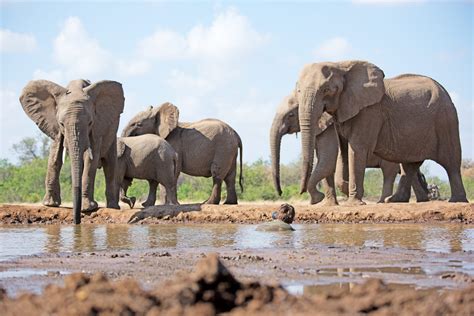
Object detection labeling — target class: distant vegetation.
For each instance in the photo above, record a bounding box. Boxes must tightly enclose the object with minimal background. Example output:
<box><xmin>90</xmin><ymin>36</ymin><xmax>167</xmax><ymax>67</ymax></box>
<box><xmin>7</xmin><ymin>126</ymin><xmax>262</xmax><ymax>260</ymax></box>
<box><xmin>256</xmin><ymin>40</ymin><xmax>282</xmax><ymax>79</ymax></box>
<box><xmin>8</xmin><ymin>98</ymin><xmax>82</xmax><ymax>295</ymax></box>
<box><xmin>0</xmin><ymin>135</ymin><xmax>472</xmax><ymax>204</ymax></box>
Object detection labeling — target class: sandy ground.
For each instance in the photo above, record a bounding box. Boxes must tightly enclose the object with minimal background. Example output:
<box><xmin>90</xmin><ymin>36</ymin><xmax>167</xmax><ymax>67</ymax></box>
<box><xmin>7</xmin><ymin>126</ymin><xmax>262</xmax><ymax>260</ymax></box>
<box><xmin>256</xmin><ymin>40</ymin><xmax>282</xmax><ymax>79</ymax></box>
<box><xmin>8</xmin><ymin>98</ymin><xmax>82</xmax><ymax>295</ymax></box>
<box><xmin>1</xmin><ymin>201</ymin><xmax>473</xmax><ymax>314</ymax></box>
<box><xmin>1</xmin><ymin>254</ymin><xmax>473</xmax><ymax>315</ymax></box>
<box><xmin>1</xmin><ymin>201</ymin><xmax>473</xmax><ymax>225</ymax></box>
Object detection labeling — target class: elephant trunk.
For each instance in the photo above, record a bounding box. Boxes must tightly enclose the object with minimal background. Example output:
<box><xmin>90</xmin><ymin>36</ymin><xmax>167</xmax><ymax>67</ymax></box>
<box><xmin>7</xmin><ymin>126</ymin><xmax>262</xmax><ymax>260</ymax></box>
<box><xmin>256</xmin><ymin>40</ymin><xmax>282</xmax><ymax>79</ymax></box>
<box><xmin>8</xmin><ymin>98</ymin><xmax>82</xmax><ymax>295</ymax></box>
<box><xmin>270</xmin><ymin>115</ymin><xmax>284</xmax><ymax>196</ymax></box>
<box><xmin>299</xmin><ymin>90</ymin><xmax>322</xmax><ymax>194</ymax></box>
<box><xmin>66</xmin><ymin>123</ymin><xmax>87</xmax><ymax>225</ymax></box>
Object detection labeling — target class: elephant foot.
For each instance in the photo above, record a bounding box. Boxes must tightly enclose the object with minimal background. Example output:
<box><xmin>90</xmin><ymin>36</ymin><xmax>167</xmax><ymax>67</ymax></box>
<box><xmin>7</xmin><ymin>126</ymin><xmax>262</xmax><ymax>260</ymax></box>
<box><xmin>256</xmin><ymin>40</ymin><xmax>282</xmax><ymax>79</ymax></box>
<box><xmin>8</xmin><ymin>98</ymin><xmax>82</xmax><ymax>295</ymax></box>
<box><xmin>309</xmin><ymin>191</ymin><xmax>325</xmax><ymax>205</ymax></box>
<box><xmin>415</xmin><ymin>196</ymin><xmax>430</xmax><ymax>203</ymax></box>
<box><xmin>82</xmin><ymin>199</ymin><xmax>99</xmax><ymax>212</ymax></box>
<box><xmin>224</xmin><ymin>199</ymin><xmax>238</xmax><ymax>205</ymax></box>
<box><xmin>141</xmin><ymin>199</ymin><xmax>156</xmax><ymax>208</ymax></box>
<box><xmin>346</xmin><ymin>197</ymin><xmax>366</xmax><ymax>206</ymax></box>
<box><xmin>121</xmin><ymin>196</ymin><xmax>136</xmax><ymax>209</ymax></box>
<box><xmin>204</xmin><ymin>197</ymin><xmax>220</xmax><ymax>205</ymax></box>
<box><xmin>43</xmin><ymin>193</ymin><xmax>61</xmax><ymax>207</ymax></box>
<box><xmin>448</xmin><ymin>195</ymin><xmax>468</xmax><ymax>203</ymax></box>
<box><xmin>384</xmin><ymin>193</ymin><xmax>410</xmax><ymax>203</ymax></box>
<box><xmin>321</xmin><ymin>197</ymin><xmax>338</xmax><ymax>206</ymax></box>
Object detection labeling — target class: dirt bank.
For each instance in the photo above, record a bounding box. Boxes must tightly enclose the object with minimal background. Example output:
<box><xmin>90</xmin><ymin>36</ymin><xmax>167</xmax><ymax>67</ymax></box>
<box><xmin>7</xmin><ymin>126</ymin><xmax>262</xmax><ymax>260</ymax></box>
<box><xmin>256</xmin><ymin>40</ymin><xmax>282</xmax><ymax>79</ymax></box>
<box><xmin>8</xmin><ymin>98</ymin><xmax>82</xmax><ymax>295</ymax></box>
<box><xmin>1</xmin><ymin>201</ymin><xmax>472</xmax><ymax>225</ymax></box>
<box><xmin>1</xmin><ymin>254</ymin><xmax>472</xmax><ymax>316</ymax></box>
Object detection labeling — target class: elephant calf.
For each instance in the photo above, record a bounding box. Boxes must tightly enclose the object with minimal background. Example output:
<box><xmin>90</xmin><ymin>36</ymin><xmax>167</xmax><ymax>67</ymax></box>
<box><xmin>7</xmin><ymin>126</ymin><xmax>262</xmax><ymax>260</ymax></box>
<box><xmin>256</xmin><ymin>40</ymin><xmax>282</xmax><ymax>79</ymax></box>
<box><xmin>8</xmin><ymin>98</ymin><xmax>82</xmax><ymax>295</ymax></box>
<box><xmin>116</xmin><ymin>134</ymin><xmax>179</xmax><ymax>208</ymax></box>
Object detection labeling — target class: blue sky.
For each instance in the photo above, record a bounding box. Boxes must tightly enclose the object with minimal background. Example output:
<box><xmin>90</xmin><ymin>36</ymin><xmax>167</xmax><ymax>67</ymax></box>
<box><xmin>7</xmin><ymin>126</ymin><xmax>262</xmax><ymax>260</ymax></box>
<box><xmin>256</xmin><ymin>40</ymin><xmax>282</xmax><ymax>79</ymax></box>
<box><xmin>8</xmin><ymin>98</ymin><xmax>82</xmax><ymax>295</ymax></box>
<box><xmin>1</xmin><ymin>0</ymin><xmax>472</xmax><ymax>179</ymax></box>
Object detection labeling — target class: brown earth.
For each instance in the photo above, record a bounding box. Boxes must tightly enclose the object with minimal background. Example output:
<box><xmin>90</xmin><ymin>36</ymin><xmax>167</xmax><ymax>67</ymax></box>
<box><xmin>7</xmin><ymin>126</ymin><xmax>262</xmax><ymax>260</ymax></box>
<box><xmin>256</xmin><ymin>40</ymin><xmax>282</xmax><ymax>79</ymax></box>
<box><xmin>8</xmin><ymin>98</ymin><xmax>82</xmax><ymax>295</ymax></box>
<box><xmin>1</xmin><ymin>254</ymin><xmax>473</xmax><ymax>316</ymax></box>
<box><xmin>1</xmin><ymin>201</ymin><xmax>472</xmax><ymax>225</ymax></box>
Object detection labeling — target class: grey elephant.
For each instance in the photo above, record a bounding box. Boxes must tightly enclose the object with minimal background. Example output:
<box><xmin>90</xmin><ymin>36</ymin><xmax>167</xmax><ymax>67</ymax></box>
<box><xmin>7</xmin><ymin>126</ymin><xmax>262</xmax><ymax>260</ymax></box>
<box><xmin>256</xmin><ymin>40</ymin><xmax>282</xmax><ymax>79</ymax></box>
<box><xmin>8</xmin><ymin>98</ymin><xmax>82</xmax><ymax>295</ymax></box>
<box><xmin>20</xmin><ymin>79</ymin><xmax>124</xmax><ymax>224</ymax></box>
<box><xmin>116</xmin><ymin>135</ymin><xmax>179</xmax><ymax>208</ymax></box>
<box><xmin>122</xmin><ymin>102</ymin><xmax>243</xmax><ymax>204</ymax></box>
<box><xmin>271</xmin><ymin>93</ymin><xmax>429</xmax><ymax>204</ymax></box>
<box><xmin>296</xmin><ymin>60</ymin><xmax>467</xmax><ymax>204</ymax></box>
<box><xmin>270</xmin><ymin>93</ymin><xmax>338</xmax><ymax>205</ymax></box>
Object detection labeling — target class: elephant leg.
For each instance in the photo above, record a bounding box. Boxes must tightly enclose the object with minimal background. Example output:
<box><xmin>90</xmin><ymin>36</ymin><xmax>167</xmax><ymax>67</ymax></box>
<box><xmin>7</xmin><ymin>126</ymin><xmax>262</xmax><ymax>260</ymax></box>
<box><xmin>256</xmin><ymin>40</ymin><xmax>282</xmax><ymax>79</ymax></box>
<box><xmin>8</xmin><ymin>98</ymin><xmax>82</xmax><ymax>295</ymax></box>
<box><xmin>378</xmin><ymin>162</ymin><xmax>398</xmax><ymax>203</ymax></box>
<box><xmin>81</xmin><ymin>145</ymin><xmax>100</xmax><ymax>212</ymax></box>
<box><xmin>102</xmin><ymin>142</ymin><xmax>120</xmax><ymax>210</ymax></box>
<box><xmin>164</xmin><ymin>182</ymin><xmax>179</xmax><ymax>205</ymax></box>
<box><xmin>142</xmin><ymin>180</ymin><xmax>158</xmax><ymax>207</ymax></box>
<box><xmin>385</xmin><ymin>162</ymin><xmax>422</xmax><ymax>203</ymax></box>
<box><xmin>224</xmin><ymin>160</ymin><xmax>238</xmax><ymax>205</ymax></box>
<box><xmin>412</xmin><ymin>169</ymin><xmax>429</xmax><ymax>202</ymax></box>
<box><xmin>439</xmin><ymin>162</ymin><xmax>468</xmax><ymax>203</ymax></box>
<box><xmin>158</xmin><ymin>183</ymin><xmax>167</xmax><ymax>204</ymax></box>
<box><xmin>204</xmin><ymin>162</ymin><xmax>224</xmax><ymax>205</ymax></box>
<box><xmin>119</xmin><ymin>178</ymin><xmax>135</xmax><ymax>209</ymax></box>
<box><xmin>321</xmin><ymin>175</ymin><xmax>338</xmax><ymax>206</ymax></box>
<box><xmin>347</xmin><ymin>143</ymin><xmax>367</xmax><ymax>205</ymax></box>
<box><xmin>335</xmin><ymin>136</ymin><xmax>349</xmax><ymax>197</ymax></box>
<box><xmin>43</xmin><ymin>137</ymin><xmax>63</xmax><ymax>207</ymax></box>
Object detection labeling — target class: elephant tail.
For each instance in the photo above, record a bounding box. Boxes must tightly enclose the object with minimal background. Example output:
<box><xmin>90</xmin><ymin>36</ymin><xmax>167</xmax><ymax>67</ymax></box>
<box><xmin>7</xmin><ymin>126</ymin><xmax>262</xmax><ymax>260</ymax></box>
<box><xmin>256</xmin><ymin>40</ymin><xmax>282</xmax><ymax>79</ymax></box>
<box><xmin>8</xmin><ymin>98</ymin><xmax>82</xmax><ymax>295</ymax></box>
<box><xmin>173</xmin><ymin>152</ymin><xmax>179</xmax><ymax>179</ymax></box>
<box><xmin>238</xmin><ymin>135</ymin><xmax>244</xmax><ymax>193</ymax></box>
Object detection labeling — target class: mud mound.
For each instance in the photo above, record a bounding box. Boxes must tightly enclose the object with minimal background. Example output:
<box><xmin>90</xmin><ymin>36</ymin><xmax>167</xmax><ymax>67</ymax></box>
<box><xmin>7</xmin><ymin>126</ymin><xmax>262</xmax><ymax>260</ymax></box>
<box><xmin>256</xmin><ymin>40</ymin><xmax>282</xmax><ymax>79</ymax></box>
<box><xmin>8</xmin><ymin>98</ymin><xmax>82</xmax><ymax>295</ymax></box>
<box><xmin>1</xmin><ymin>202</ymin><xmax>473</xmax><ymax>225</ymax></box>
<box><xmin>1</xmin><ymin>255</ymin><xmax>473</xmax><ymax>315</ymax></box>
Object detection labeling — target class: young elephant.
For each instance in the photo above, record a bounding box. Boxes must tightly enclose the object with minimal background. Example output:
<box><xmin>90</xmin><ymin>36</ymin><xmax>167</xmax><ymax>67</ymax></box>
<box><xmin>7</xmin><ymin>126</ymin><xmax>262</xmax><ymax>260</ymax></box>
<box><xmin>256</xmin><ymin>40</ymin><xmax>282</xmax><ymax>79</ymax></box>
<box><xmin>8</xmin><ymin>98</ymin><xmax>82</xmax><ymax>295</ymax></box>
<box><xmin>122</xmin><ymin>103</ymin><xmax>243</xmax><ymax>205</ymax></box>
<box><xmin>116</xmin><ymin>135</ymin><xmax>179</xmax><ymax>208</ymax></box>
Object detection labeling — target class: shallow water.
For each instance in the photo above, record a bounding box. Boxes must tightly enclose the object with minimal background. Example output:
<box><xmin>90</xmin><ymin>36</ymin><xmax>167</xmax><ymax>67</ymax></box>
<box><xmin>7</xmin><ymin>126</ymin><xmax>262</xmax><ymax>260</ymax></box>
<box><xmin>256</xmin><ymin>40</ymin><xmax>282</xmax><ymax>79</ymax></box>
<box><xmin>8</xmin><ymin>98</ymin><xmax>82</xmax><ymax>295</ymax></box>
<box><xmin>1</xmin><ymin>223</ymin><xmax>473</xmax><ymax>262</ymax></box>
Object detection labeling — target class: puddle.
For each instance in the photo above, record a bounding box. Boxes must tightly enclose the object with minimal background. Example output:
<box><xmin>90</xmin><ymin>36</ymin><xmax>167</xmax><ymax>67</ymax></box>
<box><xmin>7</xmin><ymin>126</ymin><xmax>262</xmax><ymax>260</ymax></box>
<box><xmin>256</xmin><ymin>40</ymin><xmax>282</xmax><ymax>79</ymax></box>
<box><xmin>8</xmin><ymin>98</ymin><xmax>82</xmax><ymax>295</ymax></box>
<box><xmin>0</xmin><ymin>269</ymin><xmax>64</xmax><ymax>278</ymax></box>
<box><xmin>0</xmin><ymin>223</ymin><xmax>473</xmax><ymax>261</ymax></box>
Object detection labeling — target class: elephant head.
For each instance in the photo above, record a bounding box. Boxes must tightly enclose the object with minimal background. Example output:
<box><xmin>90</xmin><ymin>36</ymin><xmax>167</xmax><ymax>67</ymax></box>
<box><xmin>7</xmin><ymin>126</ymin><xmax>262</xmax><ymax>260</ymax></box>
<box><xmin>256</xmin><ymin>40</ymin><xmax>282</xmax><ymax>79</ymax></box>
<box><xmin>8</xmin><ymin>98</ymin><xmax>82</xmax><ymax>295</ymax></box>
<box><xmin>296</xmin><ymin>60</ymin><xmax>385</xmax><ymax>193</ymax></box>
<box><xmin>270</xmin><ymin>91</ymin><xmax>335</xmax><ymax>196</ymax></box>
<box><xmin>20</xmin><ymin>79</ymin><xmax>124</xmax><ymax>223</ymax></box>
<box><xmin>121</xmin><ymin>102</ymin><xmax>179</xmax><ymax>138</ymax></box>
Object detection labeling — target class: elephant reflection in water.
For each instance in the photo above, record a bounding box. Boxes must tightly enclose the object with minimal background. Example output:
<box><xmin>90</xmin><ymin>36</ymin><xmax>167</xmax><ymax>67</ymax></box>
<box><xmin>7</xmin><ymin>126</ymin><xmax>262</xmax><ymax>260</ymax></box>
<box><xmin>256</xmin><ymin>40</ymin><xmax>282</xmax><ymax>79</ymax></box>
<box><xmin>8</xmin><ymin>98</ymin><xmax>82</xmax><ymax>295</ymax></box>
<box><xmin>45</xmin><ymin>226</ymin><xmax>61</xmax><ymax>253</ymax></box>
<box><xmin>72</xmin><ymin>225</ymin><xmax>96</xmax><ymax>252</ymax></box>
<box><xmin>147</xmin><ymin>226</ymin><xmax>178</xmax><ymax>248</ymax></box>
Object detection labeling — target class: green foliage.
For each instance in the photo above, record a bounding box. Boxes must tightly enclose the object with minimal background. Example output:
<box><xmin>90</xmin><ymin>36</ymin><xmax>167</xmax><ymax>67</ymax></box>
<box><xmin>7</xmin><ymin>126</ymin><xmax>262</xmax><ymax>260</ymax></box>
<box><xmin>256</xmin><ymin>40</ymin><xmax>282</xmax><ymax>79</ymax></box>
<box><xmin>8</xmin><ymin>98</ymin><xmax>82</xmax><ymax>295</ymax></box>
<box><xmin>1</xmin><ymin>136</ymin><xmax>472</xmax><ymax>204</ymax></box>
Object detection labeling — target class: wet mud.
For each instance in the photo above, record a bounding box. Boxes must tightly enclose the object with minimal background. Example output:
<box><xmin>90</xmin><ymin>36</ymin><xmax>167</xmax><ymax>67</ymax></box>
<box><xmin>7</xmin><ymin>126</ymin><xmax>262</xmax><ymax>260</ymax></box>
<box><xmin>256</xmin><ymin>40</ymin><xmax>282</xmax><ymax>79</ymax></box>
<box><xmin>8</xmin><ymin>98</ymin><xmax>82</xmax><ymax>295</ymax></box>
<box><xmin>1</xmin><ymin>201</ymin><xmax>473</xmax><ymax>225</ymax></box>
<box><xmin>1</xmin><ymin>254</ymin><xmax>473</xmax><ymax>315</ymax></box>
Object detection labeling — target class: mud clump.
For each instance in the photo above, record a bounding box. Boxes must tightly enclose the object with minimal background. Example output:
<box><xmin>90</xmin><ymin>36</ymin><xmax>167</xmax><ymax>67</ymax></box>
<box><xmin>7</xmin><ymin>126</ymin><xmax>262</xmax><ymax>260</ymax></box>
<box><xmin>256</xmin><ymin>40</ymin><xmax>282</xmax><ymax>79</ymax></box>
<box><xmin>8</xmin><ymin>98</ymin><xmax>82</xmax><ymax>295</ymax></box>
<box><xmin>1</xmin><ymin>255</ymin><xmax>473</xmax><ymax>315</ymax></box>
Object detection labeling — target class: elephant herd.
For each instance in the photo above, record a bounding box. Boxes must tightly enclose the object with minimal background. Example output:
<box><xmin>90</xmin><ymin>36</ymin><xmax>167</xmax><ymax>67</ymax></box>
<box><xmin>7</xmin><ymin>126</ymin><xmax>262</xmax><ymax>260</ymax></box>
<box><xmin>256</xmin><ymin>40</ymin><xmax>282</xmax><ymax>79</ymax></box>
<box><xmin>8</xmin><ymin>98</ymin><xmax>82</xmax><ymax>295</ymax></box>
<box><xmin>19</xmin><ymin>60</ymin><xmax>468</xmax><ymax>224</ymax></box>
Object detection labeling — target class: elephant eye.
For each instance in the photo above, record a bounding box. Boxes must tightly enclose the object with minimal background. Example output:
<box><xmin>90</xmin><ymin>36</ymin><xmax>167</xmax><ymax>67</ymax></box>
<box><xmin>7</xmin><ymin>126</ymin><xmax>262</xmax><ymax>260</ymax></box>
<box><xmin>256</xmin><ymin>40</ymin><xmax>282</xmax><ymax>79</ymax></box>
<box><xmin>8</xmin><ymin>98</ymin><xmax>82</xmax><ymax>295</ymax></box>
<box><xmin>288</xmin><ymin>112</ymin><xmax>295</xmax><ymax>117</ymax></box>
<box><xmin>323</xmin><ymin>87</ymin><xmax>330</xmax><ymax>94</ymax></box>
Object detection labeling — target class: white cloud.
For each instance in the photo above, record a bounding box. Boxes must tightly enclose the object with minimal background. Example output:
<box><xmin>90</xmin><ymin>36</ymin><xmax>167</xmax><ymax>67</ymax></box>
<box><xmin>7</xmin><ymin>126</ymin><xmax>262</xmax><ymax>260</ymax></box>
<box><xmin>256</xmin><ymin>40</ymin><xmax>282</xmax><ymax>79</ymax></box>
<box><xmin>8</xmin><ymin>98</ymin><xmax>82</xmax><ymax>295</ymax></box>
<box><xmin>32</xmin><ymin>69</ymin><xmax>65</xmax><ymax>84</ymax></box>
<box><xmin>137</xmin><ymin>7</ymin><xmax>267</xmax><ymax>62</ymax></box>
<box><xmin>53</xmin><ymin>17</ymin><xmax>112</xmax><ymax>78</ymax></box>
<box><xmin>117</xmin><ymin>60</ymin><xmax>151</xmax><ymax>77</ymax></box>
<box><xmin>187</xmin><ymin>8</ymin><xmax>266</xmax><ymax>61</ymax></box>
<box><xmin>0</xmin><ymin>29</ymin><xmax>37</xmax><ymax>53</ymax></box>
<box><xmin>314</xmin><ymin>37</ymin><xmax>351</xmax><ymax>61</ymax></box>
<box><xmin>138</xmin><ymin>30</ymin><xmax>187</xmax><ymax>60</ymax></box>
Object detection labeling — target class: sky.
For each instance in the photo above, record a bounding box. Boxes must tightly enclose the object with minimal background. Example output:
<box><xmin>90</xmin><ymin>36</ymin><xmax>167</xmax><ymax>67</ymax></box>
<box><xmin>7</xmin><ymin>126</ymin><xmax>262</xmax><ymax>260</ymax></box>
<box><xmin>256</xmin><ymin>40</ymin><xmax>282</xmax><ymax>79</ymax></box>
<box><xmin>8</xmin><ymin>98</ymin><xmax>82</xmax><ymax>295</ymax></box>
<box><xmin>1</xmin><ymin>0</ymin><xmax>472</xmax><ymax>179</ymax></box>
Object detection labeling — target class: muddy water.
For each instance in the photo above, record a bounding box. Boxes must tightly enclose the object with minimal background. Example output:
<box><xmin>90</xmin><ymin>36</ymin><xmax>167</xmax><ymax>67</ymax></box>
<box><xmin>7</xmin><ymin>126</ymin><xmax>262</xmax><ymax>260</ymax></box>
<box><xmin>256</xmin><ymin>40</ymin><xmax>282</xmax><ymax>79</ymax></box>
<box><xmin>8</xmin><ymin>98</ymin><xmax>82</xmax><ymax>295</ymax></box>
<box><xmin>1</xmin><ymin>223</ymin><xmax>473</xmax><ymax>261</ymax></box>
<box><xmin>1</xmin><ymin>223</ymin><xmax>473</xmax><ymax>296</ymax></box>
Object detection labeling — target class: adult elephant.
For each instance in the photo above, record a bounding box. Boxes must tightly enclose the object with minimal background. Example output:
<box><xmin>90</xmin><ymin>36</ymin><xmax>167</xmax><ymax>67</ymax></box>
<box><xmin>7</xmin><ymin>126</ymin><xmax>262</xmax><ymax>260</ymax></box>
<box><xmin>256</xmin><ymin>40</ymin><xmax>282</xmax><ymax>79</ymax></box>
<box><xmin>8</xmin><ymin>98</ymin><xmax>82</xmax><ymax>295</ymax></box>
<box><xmin>296</xmin><ymin>60</ymin><xmax>467</xmax><ymax>204</ymax></box>
<box><xmin>270</xmin><ymin>92</ymin><xmax>429</xmax><ymax>204</ymax></box>
<box><xmin>122</xmin><ymin>103</ymin><xmax>243</xmax><ymax>204</ymax></box>
<box><xmin>20</xmin><ymin>79</ymin><xmax>124</xmax><ymax>224</ymax></box>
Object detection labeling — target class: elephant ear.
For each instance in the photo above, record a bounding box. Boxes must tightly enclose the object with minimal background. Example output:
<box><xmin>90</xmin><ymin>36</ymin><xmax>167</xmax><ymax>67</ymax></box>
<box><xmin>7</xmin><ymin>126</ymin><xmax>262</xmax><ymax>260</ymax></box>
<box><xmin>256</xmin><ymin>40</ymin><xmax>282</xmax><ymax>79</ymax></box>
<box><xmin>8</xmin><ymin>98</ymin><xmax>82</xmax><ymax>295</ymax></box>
<box><xmin>336</xmin><ymin>61</ymin><xmax>385</xmax><ymax>123</ymax></box>
<box><xmin>156</xmin><ymin>102</ymin><xmax>179</xmax><ymax>138</ymax></box>
<box><xmin>19</xmin><ymin>80</ymin><xmax>67</xmax><ymax>139</ymax></box>
<box><xmin>315</xmin><ymin>112</ymin><xmax>334</xmax><ymax>136</ymax></box>
<box><xmin>84</xmin><ymin>80</ymin><xmax>125</xmax><ymax>136</ymax></box>
<box><xmin>117</xmin><ymin>138</ymin><xmax>127</xmax><ymax>158</ymax></box>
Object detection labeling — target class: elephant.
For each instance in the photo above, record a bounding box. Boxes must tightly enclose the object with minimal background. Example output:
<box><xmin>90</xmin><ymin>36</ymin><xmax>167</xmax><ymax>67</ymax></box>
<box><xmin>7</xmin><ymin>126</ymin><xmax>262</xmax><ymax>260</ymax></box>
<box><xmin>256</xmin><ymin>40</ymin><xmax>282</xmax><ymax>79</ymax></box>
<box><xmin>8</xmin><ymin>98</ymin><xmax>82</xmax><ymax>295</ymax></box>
<box><xmin>116</xmin><ymin>134</ymin><xmax>179</xmax><ymax>208</ymax></box>
<box><xmin>270</xmin><ymin>93</ymin><xmax>338</xmax><ymax>205</ymax></box>
<box><xmin>271</xmin><ymin>93</ymin><xmax>429</xmax><ymax>204</ymax></box>
<box><xmin>20</xmin><ymin>79</ymin><xmax>124</xmax><ymax>224</ymax></box>
<box><xmin>121</xmin><ymin>102</ymin><xmax>243</xmax><ymax>204</ymax></box>
<box><xmin>295</xmin><ymin>60</ymin><xmax>467</xmax><ymax>205</ymax></box>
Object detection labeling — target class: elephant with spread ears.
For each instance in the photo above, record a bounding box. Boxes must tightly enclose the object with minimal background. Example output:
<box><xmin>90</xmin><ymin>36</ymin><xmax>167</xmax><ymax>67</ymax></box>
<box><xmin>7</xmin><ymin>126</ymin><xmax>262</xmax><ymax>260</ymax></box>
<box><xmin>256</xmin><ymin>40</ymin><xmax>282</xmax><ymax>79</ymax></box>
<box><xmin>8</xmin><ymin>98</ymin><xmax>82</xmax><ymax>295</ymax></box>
<box><xmin>270</xmin><ymin>92</ymin><xmax>429</xmax><ymax>204</ymax></box>
<box><xmin>295</xmin><ymin>60</ymin><xmax>467</xmax><ymax>205</ymax></box>
<box><xmin>20</xmin><ymin>79</ymin><xmax>125</xmax><ymax>224</ymax></box>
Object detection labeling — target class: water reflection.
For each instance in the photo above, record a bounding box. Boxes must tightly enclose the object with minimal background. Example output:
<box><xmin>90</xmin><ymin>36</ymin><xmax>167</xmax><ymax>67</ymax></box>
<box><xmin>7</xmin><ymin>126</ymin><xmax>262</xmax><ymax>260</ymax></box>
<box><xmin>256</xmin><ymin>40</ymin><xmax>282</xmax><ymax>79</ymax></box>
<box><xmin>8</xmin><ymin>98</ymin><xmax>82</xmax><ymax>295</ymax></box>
<box><xmin>1</xmin><ymin>224</ymin><xmax>473</xmax><ymax>261</ymax></box>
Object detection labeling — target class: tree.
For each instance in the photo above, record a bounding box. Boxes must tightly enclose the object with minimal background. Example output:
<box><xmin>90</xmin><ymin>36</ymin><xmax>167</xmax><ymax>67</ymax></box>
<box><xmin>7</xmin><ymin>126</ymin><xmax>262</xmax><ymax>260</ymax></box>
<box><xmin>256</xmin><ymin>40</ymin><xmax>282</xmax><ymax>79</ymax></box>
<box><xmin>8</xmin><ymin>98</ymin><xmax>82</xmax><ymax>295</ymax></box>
<box><xmin>12</xmin><ymin>134</ymin><xmax>50</xmax><ymax>163</ymax></box>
